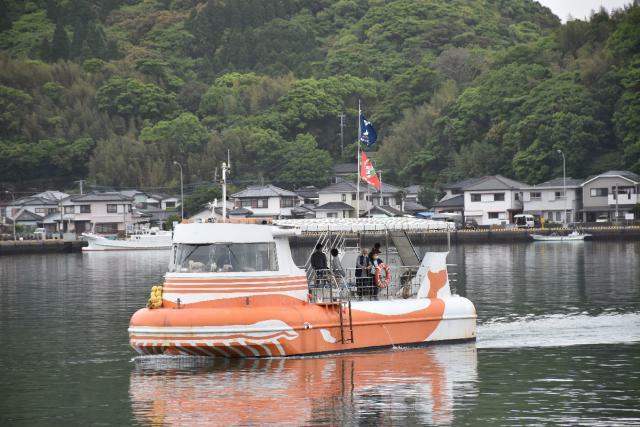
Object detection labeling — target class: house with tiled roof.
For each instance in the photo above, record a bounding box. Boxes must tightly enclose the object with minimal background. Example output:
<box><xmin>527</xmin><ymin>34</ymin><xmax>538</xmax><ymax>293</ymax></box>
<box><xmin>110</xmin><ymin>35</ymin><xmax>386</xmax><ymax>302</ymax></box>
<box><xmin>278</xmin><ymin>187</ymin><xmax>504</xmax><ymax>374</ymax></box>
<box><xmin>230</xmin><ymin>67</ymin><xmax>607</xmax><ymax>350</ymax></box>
<box><xmin>317</xmin><ymin>180</ymin><xmax>406</xmax><ymax>217</ymax></box>
<box><xmin>580</xmin><ymin>170</ymin><xmax>640</xmax><ymax>222</ymax></box>
<box><xmin>230</xmin><ymin>185</ymin><xmax>302</xmax><ymax>219</ymax></box>
<box><xmin>59</xmin><ymin>192</ymin><xmax>134</xmax><ymax>234</ymax></box>
<box><xmin>463</xmin><ymin>175</ymin><xmax>528</xmax><ymax>226</ymax></box>
<box><xmin>522</xmin><ymin>177</ymin><xmax>584</xmax><ymax>224</ymax></box>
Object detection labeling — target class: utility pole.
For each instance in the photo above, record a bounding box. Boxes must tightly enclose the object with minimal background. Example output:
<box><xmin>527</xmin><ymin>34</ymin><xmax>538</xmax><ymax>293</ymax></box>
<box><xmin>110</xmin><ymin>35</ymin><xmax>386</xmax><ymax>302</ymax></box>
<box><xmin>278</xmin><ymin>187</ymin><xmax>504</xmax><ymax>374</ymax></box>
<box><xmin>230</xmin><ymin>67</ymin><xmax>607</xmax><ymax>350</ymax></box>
<box><xmin>173</xmin><ymin>161</ymin><xmax>184</xmax><ymax>221</ymax></box>
<box><xmin>557</xmin><ymin>150</ymin><xmax>567</xmax><ymax>225</ymax></box>
<box><xmin>221</xmin><ymin>161</ymin><xmax>230</xmax><ymax>223</ymax></box>
<box><xmin>75</xmin><ymin>180</ymin><xmax>84</xmax><ymax>195</ymax></box>
<box><xmin>5</xmin><ymin>190</ymin><xmax>16</xmax><ymax>241</ymax></box>
<box><xmin>339</xmin><ymin>113</ymin><xmax>346</xmax><ymax>157</ymax></box>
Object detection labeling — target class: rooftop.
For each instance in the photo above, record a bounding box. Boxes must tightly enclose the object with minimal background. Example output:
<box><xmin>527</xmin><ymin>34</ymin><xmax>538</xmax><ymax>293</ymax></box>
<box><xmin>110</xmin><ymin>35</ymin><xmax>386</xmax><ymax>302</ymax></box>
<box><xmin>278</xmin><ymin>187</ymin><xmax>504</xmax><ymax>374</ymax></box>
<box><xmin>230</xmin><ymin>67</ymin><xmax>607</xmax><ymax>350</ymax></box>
<box><xmin>231</xmin><ymin>184</ymin><xmax>299</xmax><ymax>198</ymax></box>
<box><xmin>434</xmin><ymin>194</ymin><xmax>464</xmax><ymax>208</ymax></box>
<box><xmin>522</xmin><ymin>177</ymin><xmax>583</xmax><ymax>189</ymax></box>
<box><xmin>70</xmin><ymin>192</ymin><xmax>133</xmax><ymax>202</ymax></box>
<box><xmin>315</xmin><ymin>202</ymin><xmax>355</xmax><ymax>211</ymax></box>
<box><xmin>464</xmin><ymin>175</ymin><xmax>528</xmax><ymax>191</ymax></box>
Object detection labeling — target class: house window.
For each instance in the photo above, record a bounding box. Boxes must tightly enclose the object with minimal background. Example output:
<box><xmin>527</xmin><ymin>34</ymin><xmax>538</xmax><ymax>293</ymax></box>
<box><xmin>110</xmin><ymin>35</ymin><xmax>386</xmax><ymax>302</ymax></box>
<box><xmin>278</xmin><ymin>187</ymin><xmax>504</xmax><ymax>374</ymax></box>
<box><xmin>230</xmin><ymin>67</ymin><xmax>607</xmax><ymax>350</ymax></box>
<box><xmin>494</xmin><ymin>193</ymin><xmax>505</xmax><ymax>201</ymax></box>
<box><xmin>94</xmin><ymin>223</ymin><xmax>118</xmax><ymax>233</ymax></box>
<box><xmin>79</xmin><ymin>205</ymin><xmax>91</xmax><ymax>213</ymax></box>
<box><xmin>471</xmin><ymin>194</ymin><xmax>481</xmax><ymax>202</ymax></box>
<box><xmin>281</xmin><ymin>197</ymin><xmax>296</xmax><ymax>208</ymax></box>
<box><xmin>383</xmin><ymin>197</ymin><xmax>389</xmax><ymax>206</ymax></box>
<box><xmin>554</xmin><ymin>191</ymin><xmax>565</xmax><ymax>200</ymax></box>
<box><xmin>359</xmin><ymin>193</ymin><xmax>364</xmax><ymax>200</ymax></box>
<box><xmin>555</xmin><ymin>211</ymin><xmax>562</xmax><ymax>221</ymax></box>
<box><xmin>107</xmin><ymin>204</ymin><xmax>118</xmax><ymax>213</ymax></box>
<box><xmin>530</xmin><ymin>192</ymin><xmax>541</xmax><ymax>201</ymax></box>
<box><xmin>241</xmin><ymin>199</ymin><xmax>252</xmax><ymax>208</ymax></box>
<box><xmin>341</xmin><ymin>194</ymin><xmax>346</xmax><ymax>202</ymax></box>
<box><xmin>590</xmin><ymin>188</ymin><xmax>608</xmax><ymax>197</ymax></box>
<box><xmin>488</xmin><ymin>212</ymin><xmax>499</xmax><ymax>219</ymax></box>
<box><xmin>255</xmin><ymin>198</ymin><xmax>268</xmax><ymax>208</ymax></box>
<box><xmin>515</xmin><ymin>193</ymin><xmax>520</xmax><ymax>201</ymax></box>
<box><xmin>351</xmin><ymin>193</ymin><xmax>356</xmax><ymax>200</ymax></box>
<box><xmin>35</xmin><ymin>208</ymin><xmax>46</xmax><ymax>214</ymax></box>
<box><xmin>165</xmin><ymin>201</ymin><xmax>176</xmax><ymax>208</ymax></box>
<box><xmin>327</xmin><ymin>213</ymin><xmax>337</xmax><ymax>218</ymax></box>
<box><xmin>64</xmin><ymin>206</ymin><xmax>74</xmax><ymax>214</ymax></box>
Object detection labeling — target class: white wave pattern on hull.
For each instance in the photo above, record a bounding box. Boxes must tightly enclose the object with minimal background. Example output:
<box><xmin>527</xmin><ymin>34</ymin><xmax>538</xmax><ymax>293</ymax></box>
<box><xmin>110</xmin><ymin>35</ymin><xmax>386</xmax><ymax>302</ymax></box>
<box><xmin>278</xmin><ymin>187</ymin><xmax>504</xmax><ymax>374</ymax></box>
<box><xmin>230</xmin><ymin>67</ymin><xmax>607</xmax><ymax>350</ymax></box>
<box><xmin>477</xmin><ymin>312</ymin><xmax>640</xmax><ymax>349</ymax></box>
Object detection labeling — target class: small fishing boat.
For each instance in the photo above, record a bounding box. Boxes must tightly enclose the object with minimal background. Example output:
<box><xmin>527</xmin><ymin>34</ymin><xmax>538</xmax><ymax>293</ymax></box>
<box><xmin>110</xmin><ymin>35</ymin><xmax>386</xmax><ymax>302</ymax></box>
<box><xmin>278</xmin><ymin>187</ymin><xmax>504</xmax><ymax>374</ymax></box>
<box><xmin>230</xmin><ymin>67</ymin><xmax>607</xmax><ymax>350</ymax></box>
<box><xmin>82</xmin><ymin>227</ymin><xmax>172</xmax><ymax>251</ymax></box>
<box><xmin>530</xmin><ymin>230</ymin><xmax>591</xmax><ymax>242</ymax></box>
<box><xmin>128</xmin><ymin>221</ymin><xmax>476</xmax><ymax>357</ymax></box>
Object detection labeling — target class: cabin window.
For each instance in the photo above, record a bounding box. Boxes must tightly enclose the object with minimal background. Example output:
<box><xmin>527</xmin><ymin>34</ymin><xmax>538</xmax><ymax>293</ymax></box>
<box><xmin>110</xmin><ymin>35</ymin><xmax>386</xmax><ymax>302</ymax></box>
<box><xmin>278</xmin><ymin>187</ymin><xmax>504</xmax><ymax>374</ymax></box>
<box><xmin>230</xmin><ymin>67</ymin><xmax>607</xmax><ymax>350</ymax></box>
<box><xmin>173</xmin><ymin>242</ymin><xmax>278</xmax><ymax>273</ymax></box>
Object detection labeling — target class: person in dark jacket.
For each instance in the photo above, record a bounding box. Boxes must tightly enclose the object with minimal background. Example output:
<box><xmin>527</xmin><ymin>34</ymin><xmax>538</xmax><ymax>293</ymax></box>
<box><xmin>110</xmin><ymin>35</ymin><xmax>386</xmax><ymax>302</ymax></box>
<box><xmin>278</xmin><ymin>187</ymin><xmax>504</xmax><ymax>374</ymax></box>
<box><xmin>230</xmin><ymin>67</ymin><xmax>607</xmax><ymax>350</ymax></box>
<box><xmin>310</xmin><ymin>243</ymin><xmax>328</xmax><ymax>286</ymax></box>
<box><xmin>355</xmin><ymin>248</ymin><xmax>371</xmax><ymax>297</ymax></box>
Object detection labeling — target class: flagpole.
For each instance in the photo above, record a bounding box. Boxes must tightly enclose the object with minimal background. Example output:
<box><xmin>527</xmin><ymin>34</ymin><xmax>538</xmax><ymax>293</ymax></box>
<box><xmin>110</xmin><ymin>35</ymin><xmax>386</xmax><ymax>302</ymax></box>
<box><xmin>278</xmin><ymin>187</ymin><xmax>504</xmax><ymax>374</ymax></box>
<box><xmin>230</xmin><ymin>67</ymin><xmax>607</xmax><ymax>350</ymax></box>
<box><xmin>357</xmin><ymin>100</ymin><xmax>361</xmax><ymax>219</ymax></box>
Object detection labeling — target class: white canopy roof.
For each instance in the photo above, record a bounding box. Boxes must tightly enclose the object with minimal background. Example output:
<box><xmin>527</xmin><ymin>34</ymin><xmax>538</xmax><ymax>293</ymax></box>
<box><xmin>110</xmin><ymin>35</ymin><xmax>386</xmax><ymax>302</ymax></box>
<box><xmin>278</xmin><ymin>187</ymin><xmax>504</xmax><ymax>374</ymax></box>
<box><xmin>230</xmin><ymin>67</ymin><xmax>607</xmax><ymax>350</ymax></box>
<box><xmin>173</xmin><ymin>223</ymin><xmax>299</xmax><ymax>244</ymax></box>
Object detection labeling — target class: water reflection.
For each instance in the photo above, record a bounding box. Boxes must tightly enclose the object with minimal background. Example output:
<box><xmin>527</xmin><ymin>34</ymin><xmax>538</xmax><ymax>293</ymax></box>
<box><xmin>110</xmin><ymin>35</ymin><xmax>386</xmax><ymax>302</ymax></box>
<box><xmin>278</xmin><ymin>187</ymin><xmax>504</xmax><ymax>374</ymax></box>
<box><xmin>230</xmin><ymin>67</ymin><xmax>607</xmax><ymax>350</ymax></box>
<box><xmin>130</xmin><ymin>344</ymin><xmax>477</xmax><ymax>426</ymax></box>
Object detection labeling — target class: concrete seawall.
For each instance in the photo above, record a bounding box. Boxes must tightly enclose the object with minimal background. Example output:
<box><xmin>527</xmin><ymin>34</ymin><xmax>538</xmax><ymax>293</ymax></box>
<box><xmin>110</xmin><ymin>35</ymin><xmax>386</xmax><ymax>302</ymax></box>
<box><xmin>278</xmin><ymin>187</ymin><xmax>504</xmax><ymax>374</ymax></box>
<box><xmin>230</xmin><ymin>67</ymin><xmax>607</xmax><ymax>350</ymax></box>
<box><xmin>0</xmin><ymin>240</ymin><xmax>87</xmax><ymax>255</ymax></box>
<box><xmin>290</xmin><ymin>226</ymin><xmax>640</xmax><ymax>247</ymax></box>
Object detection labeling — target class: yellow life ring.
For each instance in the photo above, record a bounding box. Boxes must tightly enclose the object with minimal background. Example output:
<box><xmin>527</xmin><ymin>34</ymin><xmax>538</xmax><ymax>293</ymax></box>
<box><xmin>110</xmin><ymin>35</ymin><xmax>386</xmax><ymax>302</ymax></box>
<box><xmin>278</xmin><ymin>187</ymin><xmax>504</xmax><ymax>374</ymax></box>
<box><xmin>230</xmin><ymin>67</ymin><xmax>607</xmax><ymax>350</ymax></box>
<box><xmin>374</xmin><ymin>263</ymin><xmax>391</xmax><ymax>288</ymax></box>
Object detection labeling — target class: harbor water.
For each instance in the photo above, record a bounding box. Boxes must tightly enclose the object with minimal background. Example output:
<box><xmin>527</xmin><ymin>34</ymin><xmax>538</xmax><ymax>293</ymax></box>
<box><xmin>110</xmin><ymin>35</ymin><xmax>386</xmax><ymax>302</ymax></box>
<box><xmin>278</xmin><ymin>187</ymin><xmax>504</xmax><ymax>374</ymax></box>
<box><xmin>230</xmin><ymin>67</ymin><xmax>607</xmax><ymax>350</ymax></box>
<box><xmin>1</xmin><ymin>241</ymin><xmax>639</xmax><ymax>425</ymax></box>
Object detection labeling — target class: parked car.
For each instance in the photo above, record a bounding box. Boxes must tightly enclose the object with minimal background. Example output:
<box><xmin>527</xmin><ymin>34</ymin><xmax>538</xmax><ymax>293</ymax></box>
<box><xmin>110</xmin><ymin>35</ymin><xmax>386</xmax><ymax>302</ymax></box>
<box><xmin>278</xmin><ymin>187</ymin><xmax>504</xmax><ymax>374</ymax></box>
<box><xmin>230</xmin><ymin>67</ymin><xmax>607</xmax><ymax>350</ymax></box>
<box><xmin>595</xmin><ymin>215</ymin><xmax>609</xmax><ymax>223</ymax></box>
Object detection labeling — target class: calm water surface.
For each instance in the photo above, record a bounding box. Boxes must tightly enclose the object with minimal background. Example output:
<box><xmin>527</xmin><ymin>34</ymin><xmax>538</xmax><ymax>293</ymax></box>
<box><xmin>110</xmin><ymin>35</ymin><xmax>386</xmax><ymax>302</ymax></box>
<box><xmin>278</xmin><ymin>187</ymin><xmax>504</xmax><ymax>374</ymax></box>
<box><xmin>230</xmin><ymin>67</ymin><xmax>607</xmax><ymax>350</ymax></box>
<box><xmin>1</xmin><ymin>241</ymin><xmax>639</xmax><ymax>426</ymax></box>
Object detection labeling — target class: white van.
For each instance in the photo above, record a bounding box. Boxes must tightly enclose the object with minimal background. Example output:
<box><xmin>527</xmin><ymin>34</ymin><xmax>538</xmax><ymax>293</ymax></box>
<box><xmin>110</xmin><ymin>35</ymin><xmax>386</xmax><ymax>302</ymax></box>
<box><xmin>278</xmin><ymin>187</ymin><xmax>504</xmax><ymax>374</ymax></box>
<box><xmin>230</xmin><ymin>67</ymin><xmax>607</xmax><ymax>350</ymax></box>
<box><xmin>514</xmin><ymin>214</ymin><xmax>535</xmax><ymax>229</ymax></box>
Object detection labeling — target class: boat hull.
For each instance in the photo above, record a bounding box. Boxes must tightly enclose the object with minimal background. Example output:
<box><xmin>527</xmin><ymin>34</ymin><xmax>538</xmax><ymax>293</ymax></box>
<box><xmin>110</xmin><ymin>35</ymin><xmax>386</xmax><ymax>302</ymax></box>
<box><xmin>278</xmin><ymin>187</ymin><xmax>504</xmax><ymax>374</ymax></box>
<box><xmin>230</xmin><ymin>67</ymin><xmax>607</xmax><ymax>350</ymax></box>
<box><xmin>530</xmin><ymin>234</ymin><xmax>590</xmax><ymax>241</ymax></box>
<box><xmin>82</xmin><ymin>233</ymin><xmax>172</xmax><ymax>251</ymax></box>
<box><xmin>129</xmin><ymin>297</ymin><xmax>476</xmax><ymax>357</ymax></box>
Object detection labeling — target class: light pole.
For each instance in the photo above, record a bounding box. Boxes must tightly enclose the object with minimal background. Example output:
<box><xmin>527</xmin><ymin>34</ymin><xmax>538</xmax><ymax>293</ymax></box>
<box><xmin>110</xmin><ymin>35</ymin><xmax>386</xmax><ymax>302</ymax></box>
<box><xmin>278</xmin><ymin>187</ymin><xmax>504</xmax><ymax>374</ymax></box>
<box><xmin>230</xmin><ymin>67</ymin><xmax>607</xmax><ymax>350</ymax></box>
<box><xmin>557</xmin><ymin>149</ymin><xmax>567</xmax><ymax>225</ymax></box>
<box><xmin>173</xmin><ymin>161</ymin><xmax>184</xmax><ymax>222</ymax></box>
<box><xmin>5</xmin><ymin>190</ymin><xmax>16</xmax><ymax>240</ymax></box>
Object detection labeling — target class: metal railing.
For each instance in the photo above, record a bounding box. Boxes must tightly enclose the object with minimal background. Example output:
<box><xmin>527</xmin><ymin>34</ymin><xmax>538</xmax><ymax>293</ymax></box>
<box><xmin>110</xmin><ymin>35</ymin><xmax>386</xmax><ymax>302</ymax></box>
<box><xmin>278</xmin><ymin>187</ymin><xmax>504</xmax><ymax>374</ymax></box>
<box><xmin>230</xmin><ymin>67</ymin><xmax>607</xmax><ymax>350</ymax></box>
<box><xmin>308</xmin><ymin>266</ymin><xmax>424</xmax><ymax>302</ymax></box>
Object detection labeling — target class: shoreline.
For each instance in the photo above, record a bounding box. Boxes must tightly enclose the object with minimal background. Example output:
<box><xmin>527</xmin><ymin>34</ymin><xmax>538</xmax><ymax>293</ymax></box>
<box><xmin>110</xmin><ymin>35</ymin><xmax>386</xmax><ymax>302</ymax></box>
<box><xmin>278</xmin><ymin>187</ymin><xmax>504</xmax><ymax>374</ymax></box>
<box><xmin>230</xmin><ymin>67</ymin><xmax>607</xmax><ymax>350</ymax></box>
<box><xmin>1</xmin><ymin>226</ymin><xmax>638</xmax><ymax>255</ymax></box>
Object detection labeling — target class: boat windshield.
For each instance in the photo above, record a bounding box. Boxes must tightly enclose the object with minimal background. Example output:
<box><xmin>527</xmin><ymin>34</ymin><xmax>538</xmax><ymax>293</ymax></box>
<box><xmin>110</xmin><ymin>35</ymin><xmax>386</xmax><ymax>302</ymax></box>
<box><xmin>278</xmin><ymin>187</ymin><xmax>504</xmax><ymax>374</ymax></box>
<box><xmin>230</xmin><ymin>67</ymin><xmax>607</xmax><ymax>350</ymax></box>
<box><xmin>172</xmin><ymin>242</ymin><xmax>278</xmax><ymax>273</ymax></box>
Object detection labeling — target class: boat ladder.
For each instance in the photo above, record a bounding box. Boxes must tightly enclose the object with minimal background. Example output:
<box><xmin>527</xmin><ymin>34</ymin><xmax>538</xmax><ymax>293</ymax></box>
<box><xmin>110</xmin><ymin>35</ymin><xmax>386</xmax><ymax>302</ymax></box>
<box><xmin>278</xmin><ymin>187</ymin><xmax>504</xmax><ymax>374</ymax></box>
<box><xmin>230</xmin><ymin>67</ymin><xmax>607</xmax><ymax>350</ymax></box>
<box><xmin>338</xmin><ymin>298</ymin><xmax>354</xmax><ymax>344</ymax></box>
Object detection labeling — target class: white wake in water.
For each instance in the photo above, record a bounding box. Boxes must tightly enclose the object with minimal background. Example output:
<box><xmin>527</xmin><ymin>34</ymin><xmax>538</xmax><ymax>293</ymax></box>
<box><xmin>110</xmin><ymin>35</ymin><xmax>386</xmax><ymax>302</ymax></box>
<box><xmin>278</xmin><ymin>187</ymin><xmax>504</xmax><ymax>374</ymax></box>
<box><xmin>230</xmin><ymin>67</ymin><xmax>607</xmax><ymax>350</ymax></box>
<box><xmin>477</xmin><ymin>312</ymin><xmax>640</xmax><ymax>349</ymax></box>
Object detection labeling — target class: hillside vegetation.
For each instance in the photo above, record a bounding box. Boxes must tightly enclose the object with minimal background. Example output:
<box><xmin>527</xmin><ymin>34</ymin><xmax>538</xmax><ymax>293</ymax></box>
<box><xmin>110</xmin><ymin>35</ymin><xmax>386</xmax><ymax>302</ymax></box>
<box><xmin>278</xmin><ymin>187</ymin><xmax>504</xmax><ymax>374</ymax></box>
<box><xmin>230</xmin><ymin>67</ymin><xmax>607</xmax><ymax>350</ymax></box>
<box><xmin>0</xmin><ymin>0</ymin><xmax>638</xmax><ymax>192</ymax></box>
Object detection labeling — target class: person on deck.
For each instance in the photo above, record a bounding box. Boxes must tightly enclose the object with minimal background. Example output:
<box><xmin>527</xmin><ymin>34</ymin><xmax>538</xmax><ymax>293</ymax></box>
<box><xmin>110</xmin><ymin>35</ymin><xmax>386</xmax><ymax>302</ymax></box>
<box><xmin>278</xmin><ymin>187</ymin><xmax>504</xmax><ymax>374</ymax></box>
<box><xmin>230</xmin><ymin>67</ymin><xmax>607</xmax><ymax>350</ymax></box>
<box><xmin>310</xmin><ymin>243</ymin><xmax>328</xmax><ymax>287</ymax></box>
<box><xmin>369</xmin><ymin>251</ymin><xmax>384</xmax><ymax>299</ymax></box>
<box><xmin>355</xmin><ymin>248</ymin><xmax>371</xmax><ymax>297</ymax></box>
<box><xmin>330</xmin><ymin>248</ymin><xmax>346</xmax><ymax>285</ymax></box>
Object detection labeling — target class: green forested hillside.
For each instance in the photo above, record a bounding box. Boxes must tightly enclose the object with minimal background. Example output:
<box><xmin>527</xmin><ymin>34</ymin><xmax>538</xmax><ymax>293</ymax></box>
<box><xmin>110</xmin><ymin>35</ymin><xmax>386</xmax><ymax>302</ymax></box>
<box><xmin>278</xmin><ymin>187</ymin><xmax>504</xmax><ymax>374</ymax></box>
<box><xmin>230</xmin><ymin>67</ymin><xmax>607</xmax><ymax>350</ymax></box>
<box><xmin>0</xmin><ymin>0</ymin><xmax>638</xmax><ymax>192</ymax></box>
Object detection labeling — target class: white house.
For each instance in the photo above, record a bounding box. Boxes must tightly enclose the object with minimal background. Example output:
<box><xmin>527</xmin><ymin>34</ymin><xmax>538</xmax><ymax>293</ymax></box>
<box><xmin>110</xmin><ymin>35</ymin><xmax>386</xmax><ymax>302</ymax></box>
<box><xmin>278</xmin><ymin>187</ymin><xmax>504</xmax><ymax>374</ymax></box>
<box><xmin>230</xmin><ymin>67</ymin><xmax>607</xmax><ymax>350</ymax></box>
<box><xmin>59</xmin><ymin>192</ymin><xmax>134</xmax><ymax>234</ymax></box>
<box><xmin>317</xmin><ymin>180</ymin><xmax>405</xmax><ymax>218</ymax></box>
<box><xmin>522</xmin><ymin>177</ymin><xmax>583</xmax><ymax>223</ymax></box>
<box><xmin>230</xmin><ymin>185</ymin><xmax>301</xmax><ymax>219</ymax></box>
<box><xmin>463</xmin><ymin>175</ymin><xmax>527</xmax><ymax>226</ymax></box>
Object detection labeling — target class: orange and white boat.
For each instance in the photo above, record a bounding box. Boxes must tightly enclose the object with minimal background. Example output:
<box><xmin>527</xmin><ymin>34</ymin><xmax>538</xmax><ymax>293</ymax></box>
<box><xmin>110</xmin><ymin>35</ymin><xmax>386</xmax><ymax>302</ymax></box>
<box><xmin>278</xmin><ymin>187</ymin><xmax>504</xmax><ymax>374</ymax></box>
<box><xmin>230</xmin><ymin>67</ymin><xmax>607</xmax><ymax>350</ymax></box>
<box><xmin>128</xmin><ymin>222</ymin><xmax>476</xmax><ymax>357</ymax></box>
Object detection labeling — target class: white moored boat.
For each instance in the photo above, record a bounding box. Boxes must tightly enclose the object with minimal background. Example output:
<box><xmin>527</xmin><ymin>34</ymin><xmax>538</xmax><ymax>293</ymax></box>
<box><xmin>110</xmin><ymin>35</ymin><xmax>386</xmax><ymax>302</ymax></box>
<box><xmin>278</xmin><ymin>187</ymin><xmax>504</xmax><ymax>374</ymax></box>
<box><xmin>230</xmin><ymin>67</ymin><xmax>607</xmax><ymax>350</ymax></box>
<box><xmin>530</xmin><ymin>230</ymin><xmax>591</xmax><ymax>242</ymax></box>
<box><xmin>82</xmin><ymin>227</ymin><xmax>173</xmax><ymax>251</ymax></box>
